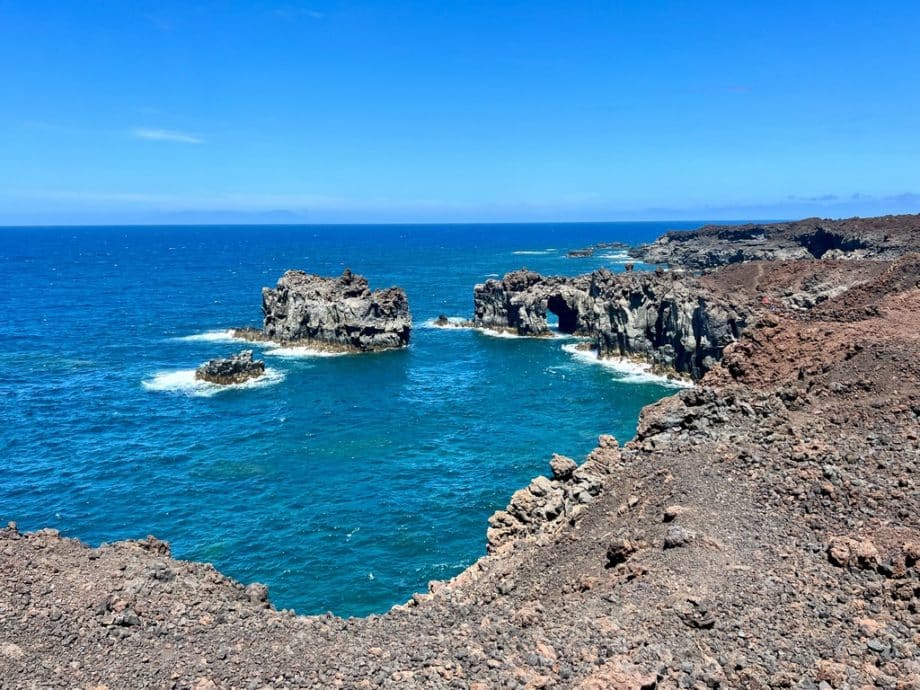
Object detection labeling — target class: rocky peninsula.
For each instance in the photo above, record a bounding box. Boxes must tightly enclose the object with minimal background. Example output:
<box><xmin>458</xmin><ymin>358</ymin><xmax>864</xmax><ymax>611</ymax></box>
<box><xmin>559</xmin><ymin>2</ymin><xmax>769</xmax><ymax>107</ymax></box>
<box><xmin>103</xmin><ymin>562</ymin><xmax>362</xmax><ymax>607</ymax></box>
<box><xmin>630</xmin><ymin>214</ymin><xmax>920</xmax><ymax>270</ymax></box>
<box><xmin>233</xmin><ymin>268</ymin><xmax>412</xmax><ymax>352</ymax></box>
<box><xmin>2</xmin><ymin>215</ymin><xmax>918</xmax><ymax>688</ymax></box>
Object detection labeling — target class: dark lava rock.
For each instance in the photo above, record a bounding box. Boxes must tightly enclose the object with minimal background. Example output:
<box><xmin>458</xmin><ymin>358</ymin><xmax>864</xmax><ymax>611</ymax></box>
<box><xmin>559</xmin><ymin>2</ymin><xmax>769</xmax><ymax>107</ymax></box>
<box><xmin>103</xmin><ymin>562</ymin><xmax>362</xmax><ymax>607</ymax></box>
<box><xmin>472</xmin><ymin>268</ymin><xmax>746</xmax><ymax>380</ymax></box>
<box><xmin>194</xmin><ymin>350</ymin><xmax>265</xmax><ymax>385</ymax></box>
<box><xmin>631</xmin><ymin>214</ymin><xmax>920</xmax><ymax>270</ymax></box>
<box><xmin>243</xmin><ymin>268</ymin><xmax>411</xmax><ymax>352</ymax></box>
<box><xmin>606</xmin><ymin>539</ymin><xmax>639</xmax><ymax>568</ymax></box>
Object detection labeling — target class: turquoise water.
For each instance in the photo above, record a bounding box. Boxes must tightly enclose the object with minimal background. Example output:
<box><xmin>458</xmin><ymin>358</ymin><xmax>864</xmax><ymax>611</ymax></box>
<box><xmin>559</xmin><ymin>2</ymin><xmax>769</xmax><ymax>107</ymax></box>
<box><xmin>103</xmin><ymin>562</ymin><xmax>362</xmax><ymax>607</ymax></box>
<box><xmin>0</xmin><ymin>223</ymin><xmax>696</xmax><ymax>616</ymax></box>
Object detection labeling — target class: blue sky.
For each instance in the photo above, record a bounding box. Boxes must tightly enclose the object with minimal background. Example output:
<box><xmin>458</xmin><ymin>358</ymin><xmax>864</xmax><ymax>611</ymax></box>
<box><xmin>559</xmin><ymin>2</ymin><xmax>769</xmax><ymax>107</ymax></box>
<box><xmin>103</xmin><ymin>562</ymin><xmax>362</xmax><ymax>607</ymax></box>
<box><xmin>1</xmin><ymin>0</ymin><xmax>919</xmax><ymax>224</ymax></box>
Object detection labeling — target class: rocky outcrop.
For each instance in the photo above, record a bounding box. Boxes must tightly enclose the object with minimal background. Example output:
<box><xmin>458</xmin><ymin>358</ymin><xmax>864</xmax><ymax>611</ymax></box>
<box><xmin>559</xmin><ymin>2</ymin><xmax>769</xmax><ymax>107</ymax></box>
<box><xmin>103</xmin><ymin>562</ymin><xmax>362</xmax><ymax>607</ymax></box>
<box><xmin>235</xmin><ymin>268</ymin><xmax>411</xmax><ymax>352</ymax></box>
<box><xmin>487</xmin><ymin>438</ymin><xmax>621</xmax><ymax>552</ymax></box>
<box><xmin>194</xmin><ymin>350</ymin><xmax>265</xmax><ymax>385</ymax></box>
<box><xmin>631</xmin><ymin>214</ymin><xmax>920</xmax><ymax>270</ymax></box>
<box><xmin>473</xmin><ymin>268</ymin><xmax>750</xmax><ymax>379</ymax></box>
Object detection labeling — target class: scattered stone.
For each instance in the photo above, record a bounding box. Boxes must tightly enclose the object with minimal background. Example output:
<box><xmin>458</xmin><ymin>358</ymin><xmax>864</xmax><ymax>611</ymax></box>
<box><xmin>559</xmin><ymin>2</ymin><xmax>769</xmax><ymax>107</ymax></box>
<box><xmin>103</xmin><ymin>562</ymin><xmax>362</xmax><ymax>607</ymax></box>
<box><xmin>663</xmin><ymin>505</ymin><xmax>684</xmax><ymax>522</ymax></box>
<box><xmin>826</xmin><ymin>536</ymin><xmax>879</xmax><ymax>569</ymax></box>
<box><xmin>675</xmin><ymin>600</ymin><xmax>716</xmax><ymax>630</ymax></box>
<box><xmin>663</xmin><ymin>526</ymin><xmax>697</xmax><ymax>549</ymax></box>
<box><xmin>605</xmin><ymin>539</ymin><xmax>639</xmax><ymax>568</ymax></box>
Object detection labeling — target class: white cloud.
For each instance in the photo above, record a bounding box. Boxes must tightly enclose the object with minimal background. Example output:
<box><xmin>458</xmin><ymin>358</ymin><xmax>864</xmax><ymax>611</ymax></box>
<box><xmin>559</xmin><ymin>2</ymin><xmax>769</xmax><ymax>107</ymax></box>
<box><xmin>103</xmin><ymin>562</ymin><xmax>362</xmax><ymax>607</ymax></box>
<box><xmin>274</xmin><ymin>6</ymin><xmax>324</xmax><ymax>20</ymax></box>
<box><xmin>132</xmin><ymin>128</ymin><xmax>203</xmax><ymax>144</ymax></box>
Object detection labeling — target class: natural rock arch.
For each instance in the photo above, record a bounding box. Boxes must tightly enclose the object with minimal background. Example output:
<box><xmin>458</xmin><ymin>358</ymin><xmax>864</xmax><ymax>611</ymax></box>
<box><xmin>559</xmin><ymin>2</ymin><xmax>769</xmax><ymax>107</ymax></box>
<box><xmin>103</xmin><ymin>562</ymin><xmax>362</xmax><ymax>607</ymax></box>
<box><xmin>546</xmin><ymin>294</ymin><xmax>580</xmax><ymax>334</ymax></box>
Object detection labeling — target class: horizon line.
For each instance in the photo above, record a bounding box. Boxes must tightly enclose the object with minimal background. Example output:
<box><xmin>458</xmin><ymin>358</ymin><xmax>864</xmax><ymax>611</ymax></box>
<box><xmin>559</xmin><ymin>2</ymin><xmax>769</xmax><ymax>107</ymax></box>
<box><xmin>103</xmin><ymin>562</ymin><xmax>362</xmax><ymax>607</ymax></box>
<box><xmin>4</xmin><ymin>214</ymin><xmax>889</xmax><ymax>230</ymax></box>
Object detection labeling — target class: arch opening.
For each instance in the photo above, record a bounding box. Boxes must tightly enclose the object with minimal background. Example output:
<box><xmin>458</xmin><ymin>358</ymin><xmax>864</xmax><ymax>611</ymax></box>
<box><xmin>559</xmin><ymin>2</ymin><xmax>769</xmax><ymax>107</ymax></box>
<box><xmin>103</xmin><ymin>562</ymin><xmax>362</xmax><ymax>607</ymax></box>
<box><xmin>546</xmin><ymin>295</ymin><xmax>579</xmax><ymax>334</ymax></box>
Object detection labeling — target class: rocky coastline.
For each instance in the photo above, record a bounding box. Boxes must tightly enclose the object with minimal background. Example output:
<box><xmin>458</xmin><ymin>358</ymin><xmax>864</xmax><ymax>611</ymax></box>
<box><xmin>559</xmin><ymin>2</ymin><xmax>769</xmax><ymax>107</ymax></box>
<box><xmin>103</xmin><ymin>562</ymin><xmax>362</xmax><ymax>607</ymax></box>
<box><xmin>472</xmin><ymin>267</ymin><xmax>748</xmax><ymax>380</ymax></box>
<box><xmin>630</xmin><ymin>214</ymin><xmax>920</xmax><ymax>271</ymax></box>
<box><xmin>232</xmin><ymin>268</ymin><xmax>412</xmax><ymax>353</ymax></box>
<box><xmin>2</xmin><ymin>216</ymin><xmax>918</xmax><ymax>688</ymax></box>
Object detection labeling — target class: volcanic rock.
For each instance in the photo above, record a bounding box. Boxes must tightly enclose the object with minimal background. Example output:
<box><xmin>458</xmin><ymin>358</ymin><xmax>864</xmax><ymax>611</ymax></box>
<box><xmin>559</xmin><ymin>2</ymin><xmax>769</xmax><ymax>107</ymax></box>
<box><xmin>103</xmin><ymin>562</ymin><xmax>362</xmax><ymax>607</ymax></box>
<box><xmin>631</xmin><ymin>213</ymin><xmax>920</xmax><ymax>270</ymax></box>
<box><xmin>194</xmin><ymin>350</ymin><xmax>265</xmax><ymax>385</ymax></box>
<box><xmin>237</xmin><ymin>268</ymin><xmax>411</xmax><ymax>352</ymax></box>
<box><xmin>472</xmin><ymin>267</ymin><xmax>748</xmax><ymax>379</ymax></box>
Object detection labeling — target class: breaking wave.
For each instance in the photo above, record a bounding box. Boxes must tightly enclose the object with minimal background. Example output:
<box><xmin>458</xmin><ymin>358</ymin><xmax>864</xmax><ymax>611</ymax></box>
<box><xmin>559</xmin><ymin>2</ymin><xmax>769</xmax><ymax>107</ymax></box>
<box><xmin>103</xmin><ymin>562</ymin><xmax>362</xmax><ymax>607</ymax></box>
<box><xmin>142</xmin><ymin>367</ymin><xmax>285</xmax><ymax>397</ymax></box>
<box><xmin>561</xmin><ymin>343</ymin><xmax>692</xmax><ymax>387</ymax></box>
<box><xmin>173</xmin><ymin>330</ymin><xmax>245</xmax><ymax>344</ymax></box>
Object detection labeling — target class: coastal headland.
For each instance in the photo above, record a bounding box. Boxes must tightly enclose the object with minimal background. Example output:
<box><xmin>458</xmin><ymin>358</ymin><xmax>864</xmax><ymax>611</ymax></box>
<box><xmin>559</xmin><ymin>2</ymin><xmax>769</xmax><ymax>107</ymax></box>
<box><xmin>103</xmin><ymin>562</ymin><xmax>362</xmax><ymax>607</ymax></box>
<box><xmin>1</xmin><ymin>216</ymin><xmax>918</xmax><ymax>688</ymax></box>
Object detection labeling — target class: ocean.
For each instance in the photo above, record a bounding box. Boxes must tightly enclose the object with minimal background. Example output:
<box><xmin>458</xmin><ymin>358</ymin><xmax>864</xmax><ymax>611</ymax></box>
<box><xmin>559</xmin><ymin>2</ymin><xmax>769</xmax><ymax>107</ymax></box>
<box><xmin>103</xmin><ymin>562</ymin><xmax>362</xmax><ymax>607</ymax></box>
<box><xmin>0</xmin><ymin>222</ymin><xmax>699</xmax><ymax>616</ymax></box>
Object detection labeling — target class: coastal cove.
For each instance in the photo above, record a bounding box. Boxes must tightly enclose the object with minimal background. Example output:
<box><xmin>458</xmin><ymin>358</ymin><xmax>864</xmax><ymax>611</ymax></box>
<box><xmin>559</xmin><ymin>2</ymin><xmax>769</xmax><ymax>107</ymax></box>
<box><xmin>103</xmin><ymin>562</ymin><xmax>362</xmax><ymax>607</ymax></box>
<box><xmin>0</xmin><ymin>222</ymin><xmax>694</xmax><ymax>616</ymax></box>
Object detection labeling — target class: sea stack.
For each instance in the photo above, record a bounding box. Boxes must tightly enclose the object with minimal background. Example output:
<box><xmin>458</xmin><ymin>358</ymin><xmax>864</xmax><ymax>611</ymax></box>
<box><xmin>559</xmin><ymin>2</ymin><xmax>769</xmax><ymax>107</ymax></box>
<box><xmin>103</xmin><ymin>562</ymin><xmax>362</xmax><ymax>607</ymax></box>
<box><xmin>195</xmin><ymin>350</ymin><xmax>265</xmax><ymax>385</ymax></box>
<box><xmin>238</xmin><ymin>268</ymin><xmax>411</xmax><ymax>352</ymax></box>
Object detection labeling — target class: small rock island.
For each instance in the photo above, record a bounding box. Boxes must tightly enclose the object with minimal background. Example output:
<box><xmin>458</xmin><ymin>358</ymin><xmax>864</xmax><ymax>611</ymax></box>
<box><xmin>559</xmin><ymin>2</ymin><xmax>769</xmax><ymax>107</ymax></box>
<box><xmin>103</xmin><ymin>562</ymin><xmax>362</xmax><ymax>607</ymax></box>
<box><xmin>195</xmin><ymin>350</ymin><xmax>266</xmax><ymax>385</ymax></box>
<box><xmin>234</xmin><ymin>268</ymin><xmax>412</xmax><ymax>352</ymax></box>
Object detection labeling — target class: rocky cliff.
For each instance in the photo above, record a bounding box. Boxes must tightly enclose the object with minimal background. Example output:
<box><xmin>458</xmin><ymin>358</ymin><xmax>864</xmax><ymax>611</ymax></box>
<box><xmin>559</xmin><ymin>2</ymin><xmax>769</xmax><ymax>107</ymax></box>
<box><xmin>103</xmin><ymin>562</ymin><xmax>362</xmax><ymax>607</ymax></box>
<box><xmin>631</xmin><ymin>213</ymin><xmax>920</xmax><ymax>271</ymax></box>
<box><xmin>236</xmin><ymin>268</ymin><xmax>411</xmax><ymax>352</ymax></box>
<box><xmin>473</xmin><ymin>268</ymin><xmax>749</xmax><ymax>380</ymax></box>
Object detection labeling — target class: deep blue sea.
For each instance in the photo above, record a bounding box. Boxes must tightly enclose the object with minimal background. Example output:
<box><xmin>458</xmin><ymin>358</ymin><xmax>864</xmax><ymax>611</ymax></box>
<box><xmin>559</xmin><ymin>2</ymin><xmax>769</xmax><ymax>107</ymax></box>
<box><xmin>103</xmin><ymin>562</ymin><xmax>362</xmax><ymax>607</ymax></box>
<box><xmin>0</xmin><ymin>222</ymin><xmax>700</xmax><ymax>616</ymax></box>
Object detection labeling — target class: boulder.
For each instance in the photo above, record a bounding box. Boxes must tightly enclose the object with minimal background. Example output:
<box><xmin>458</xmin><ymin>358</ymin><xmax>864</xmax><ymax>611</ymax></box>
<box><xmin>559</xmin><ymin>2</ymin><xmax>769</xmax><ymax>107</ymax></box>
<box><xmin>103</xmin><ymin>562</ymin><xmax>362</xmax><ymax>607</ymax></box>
<box><xmin>195</xmin><ymin>350</ymin><xmax>265</xmax><ymax>385</ymax></box>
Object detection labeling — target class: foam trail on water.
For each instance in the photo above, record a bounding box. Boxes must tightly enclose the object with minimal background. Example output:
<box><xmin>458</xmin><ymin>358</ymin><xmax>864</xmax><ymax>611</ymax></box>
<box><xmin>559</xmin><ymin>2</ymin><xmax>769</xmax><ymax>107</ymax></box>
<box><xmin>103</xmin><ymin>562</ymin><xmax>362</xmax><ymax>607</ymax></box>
<box><xmin>142</xmin><ymin>367</ymin><xmax>285</xmax><ymax>397</ymax></box>
<box><xmin>512</xmin><ymin>248</ymin><xmax>557</xmax><ymax>255</ymax></box>
<box><xmin>173</xmin><ymin>330</ymin><xmax>244</xmax><ymax>344</ymax></box>
<box><xmin>478</xmin><ymin>327</ymin><xmax>580</xmax><ymax>341</ymax></box>
<box><xmin>598</xmin><ymin>251</ymin><xmax>633</xmax><ymax>262</ymax></box>
<box><xmin>561</xmin><ymin>343</ymin><xmax>692</xmax><ymax>388</ymax></box>
<box><xmin>262</xmin><ymin>345</ymin><xmax>348</xmax><ymax>359</ymax></box>
<box><xmin>420</xmin><ymin>316</ymin><xmax>473</xmax><ymax>330</ymax></box>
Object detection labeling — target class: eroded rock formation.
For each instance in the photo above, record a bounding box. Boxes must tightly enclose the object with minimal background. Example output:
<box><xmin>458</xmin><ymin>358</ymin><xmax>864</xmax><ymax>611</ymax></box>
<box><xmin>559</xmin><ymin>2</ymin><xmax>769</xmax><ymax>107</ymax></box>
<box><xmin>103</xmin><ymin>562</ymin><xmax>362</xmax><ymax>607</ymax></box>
<box><xmin>631</xmin><ymin>213</ymin><xmax>920</xmax><ymax>270</ymax></box>
<box><xmin>235</xmin><ymin>268</ymin><xmax>411</xmax><ymax>352</ymax></box>
<box><xmin>473</xmin><ymin>268</ymin><xmax>749</xmax><ymax>379</ymax></box>
<box><xmin>194</xmin><ymin>350</ymin><xmax>265</xmax><ymax>385</ymax></box>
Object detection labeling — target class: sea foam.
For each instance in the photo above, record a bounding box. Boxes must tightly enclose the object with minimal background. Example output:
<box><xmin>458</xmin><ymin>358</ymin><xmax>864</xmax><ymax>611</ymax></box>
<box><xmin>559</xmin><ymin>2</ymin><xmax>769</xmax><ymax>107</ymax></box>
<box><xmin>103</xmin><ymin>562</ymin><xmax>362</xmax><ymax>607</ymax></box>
<box><xmin>173</xmin><ymin>329</ymin><xmax>245</xmax><ymax>344</ymax></box>
<box><xmin>561</xmin><ymin>343</ymin><xmax>692</xmax><ymax>387</ymax></box>
<box><xmin>262</xmin><ymin>345</ymin><xmax>348</xmax><ymax>358</ymax></box>
<box><xmin>478</xmin><ymin>327</ymin><xmax>580</xmax><ymax>341</ymax></box>
<box><xmin>512</xmin><ymin>248</ymin><xmax>557</xmax><ymax>255</ymax></box>
<box><xmin>142</xmin><ymin>367</ymin><xmax>285</xmax><ymax>397</ymax></box>
<box><xmin>420</xmin><ymin>316</ymin><xmax>474</xmax><ymax>329</ymax></box>
<box><xmin>598</xmin><ymin>251</ymin><xmax>633</xmax><ymax>262</ymax></box>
